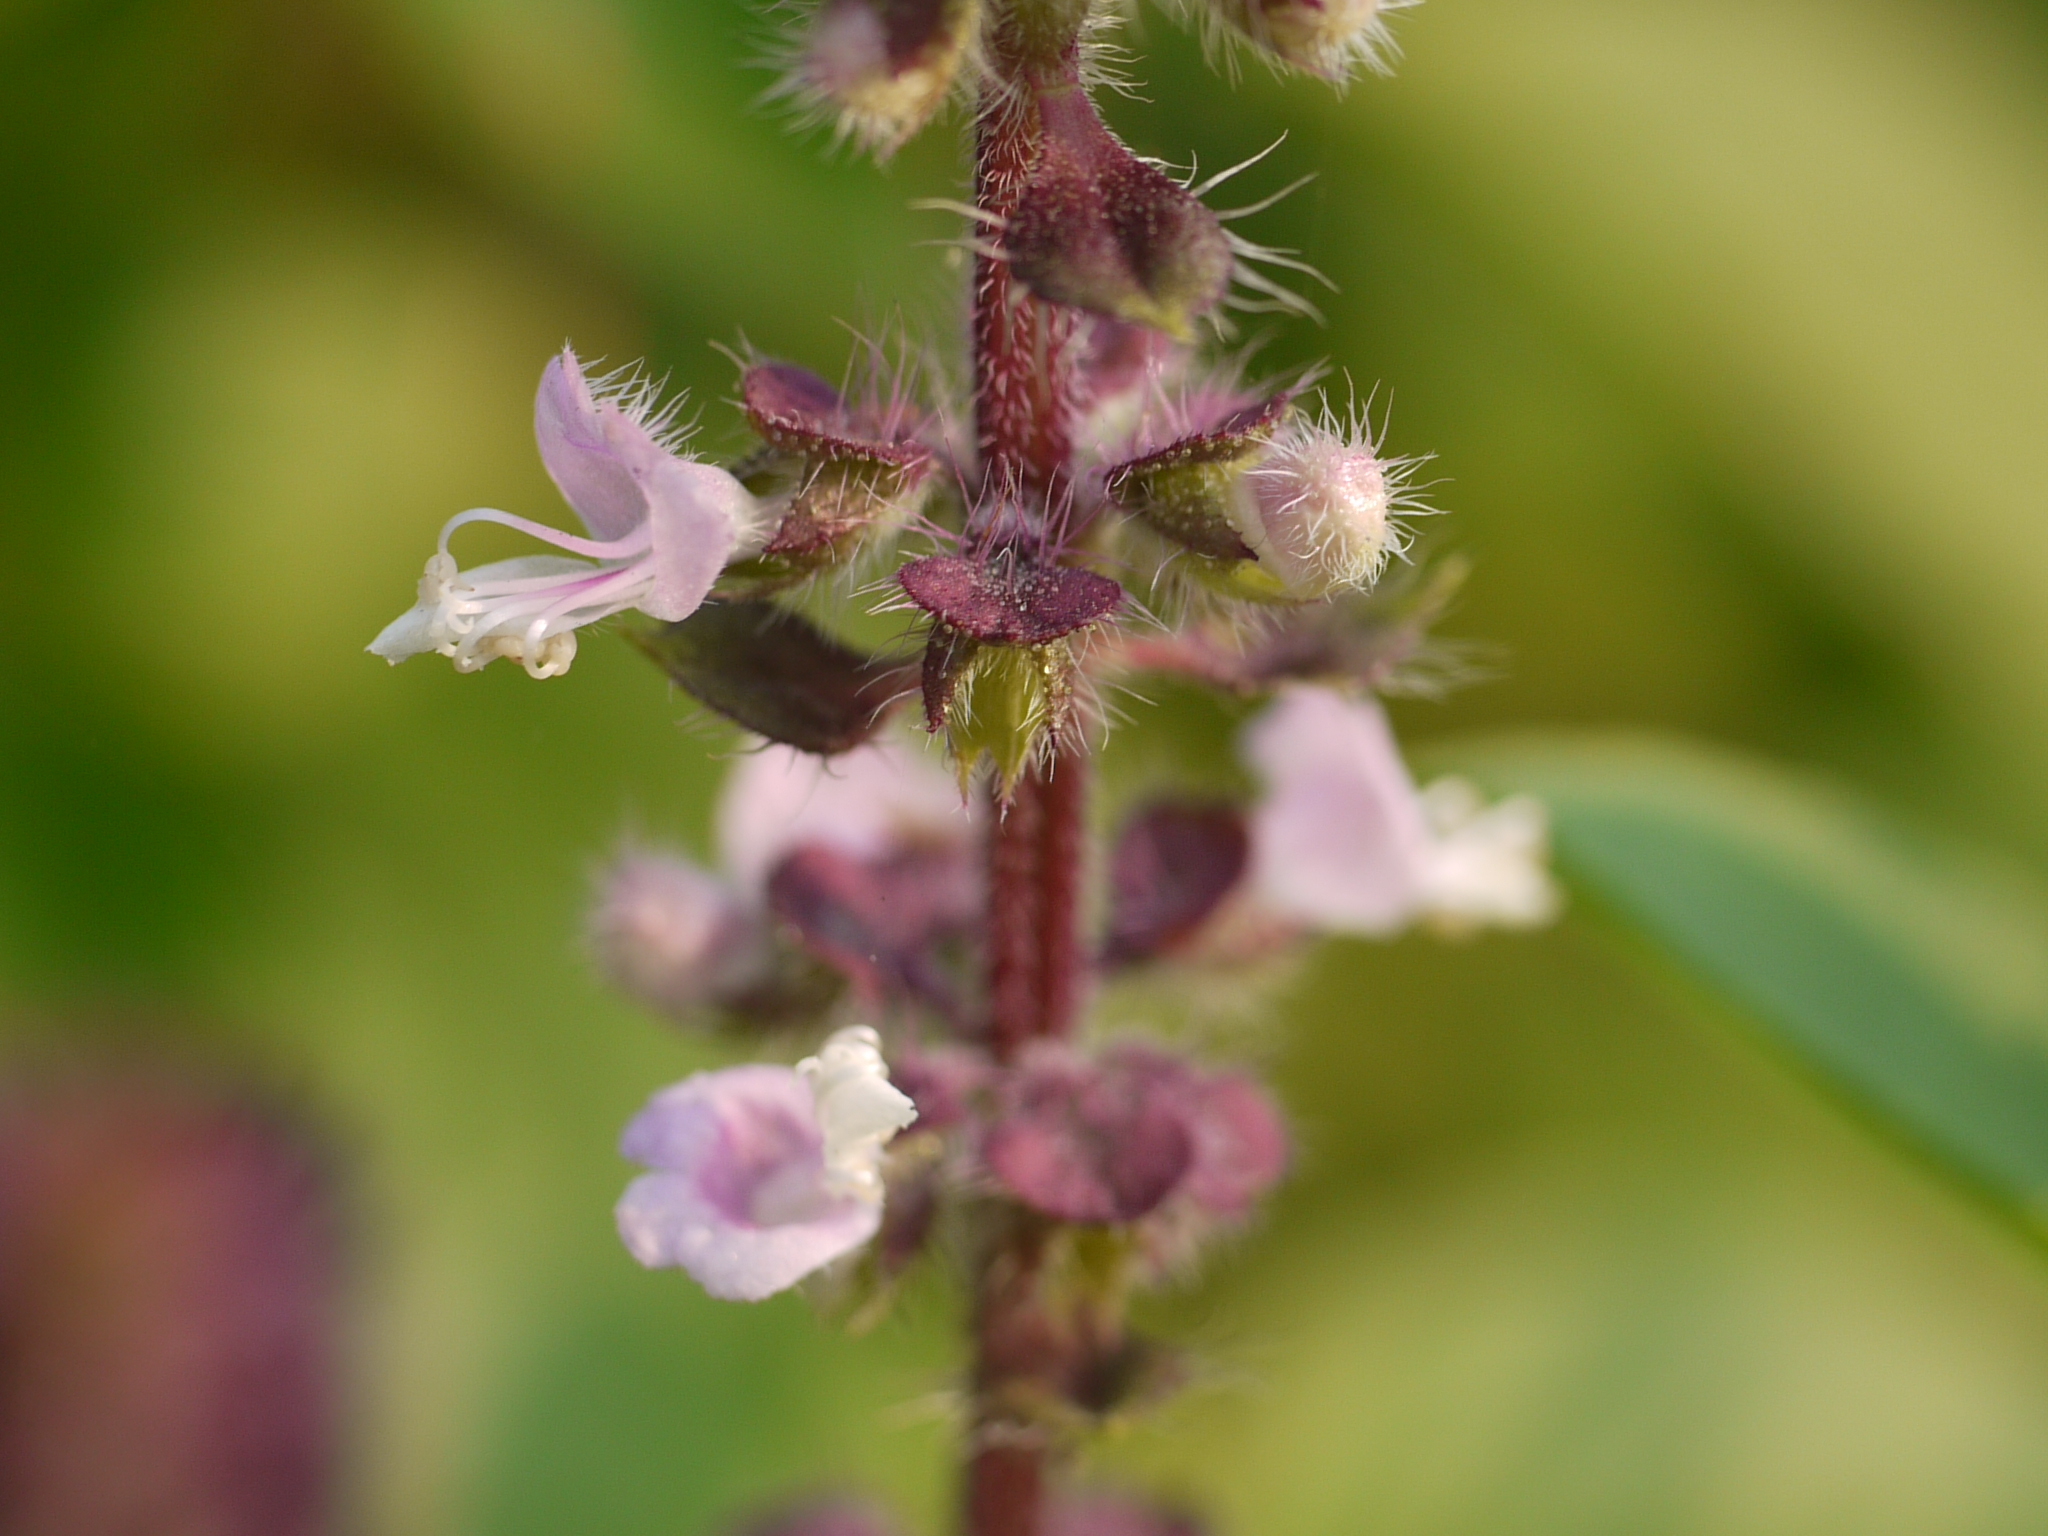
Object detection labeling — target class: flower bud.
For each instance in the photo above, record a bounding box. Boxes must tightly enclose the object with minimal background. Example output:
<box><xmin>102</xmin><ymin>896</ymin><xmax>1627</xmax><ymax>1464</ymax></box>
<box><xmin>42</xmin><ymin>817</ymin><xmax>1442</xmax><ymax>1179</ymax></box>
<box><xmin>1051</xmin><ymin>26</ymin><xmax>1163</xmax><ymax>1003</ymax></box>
<box><xmin>1006</xmin><ymin>80</ymin><xmax>1233</xmax><ymax>339</ymax></box>
<box><xmin>1207</xmin><ymin>0</ymin><xmax>1411</xmax><ymax>82</ymax></box>
<box><xmin>797</xmin><ymin>0</ymin><xmax>980</xmax><ymax>158</ymax></box>
<box><xmin>1235</xmin><ymin>412</ymin><xmax>1403</xmax><ymax>599</ymax></box>
<box><xmin>1109</xmin><ymin>399</ymin><xmax>1417</xmax><ymax>602</ymax></box>
<box><xmin>589</xmin><ymin>852</ymin><xmax>776</xmax><ymax>1018</ymax></box>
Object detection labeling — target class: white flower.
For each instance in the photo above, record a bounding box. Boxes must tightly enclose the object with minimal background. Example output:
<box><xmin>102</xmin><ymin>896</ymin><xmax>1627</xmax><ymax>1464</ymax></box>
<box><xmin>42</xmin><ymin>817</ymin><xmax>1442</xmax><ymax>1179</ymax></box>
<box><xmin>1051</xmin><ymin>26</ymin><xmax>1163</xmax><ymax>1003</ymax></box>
<box><xmin>1415</xmin><ymin>778</ymin><xmax>1562</xmax><ymax>933</ymax></box>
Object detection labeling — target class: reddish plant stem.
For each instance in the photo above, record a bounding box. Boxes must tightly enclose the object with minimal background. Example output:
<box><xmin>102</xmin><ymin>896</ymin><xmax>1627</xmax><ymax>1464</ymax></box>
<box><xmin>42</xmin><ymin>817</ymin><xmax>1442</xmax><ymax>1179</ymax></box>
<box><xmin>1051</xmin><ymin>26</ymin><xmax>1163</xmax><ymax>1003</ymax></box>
<box><xmin>967</xmin><ymin>18</ymin><xmax>1093</xmax><ymax>1536</ymax></box>
<box><xmin>984</xmin><ymin>742</ymin><xmax>1088</xmax><ymax>1062</ymax></box>
<box><xmin>971</xmin><ymin>62</ymin><xmax>1079</xmax><ymax>519</ymax></box>
<box><xmin>986</xmin><ymin>769</ymin><xmax>1047</xmax><ymax>1064</ymax></box>
<box><xmin>1032</xmin><ymin>740</ymin><xmax>1087</xmax><ymax>1042</ymax></box>
<box><xmin>966</xmin><ymin>1215</ymin><xmax>1054</xmax><ymax>1536</ymax></box>
<box><xmin>965</xmin><ymin>1445</ymin><xmax>1046</xmax><ymax>1536</ymax></box>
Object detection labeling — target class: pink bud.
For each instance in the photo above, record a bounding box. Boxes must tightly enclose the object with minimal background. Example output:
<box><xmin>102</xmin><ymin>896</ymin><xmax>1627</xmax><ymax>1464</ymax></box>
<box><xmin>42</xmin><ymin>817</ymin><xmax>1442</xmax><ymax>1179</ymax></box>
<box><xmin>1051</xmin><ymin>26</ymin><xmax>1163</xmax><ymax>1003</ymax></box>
<box><xmin>797</xmin><ymin>0</ymin><xmax>979</xmax><ymax>158</ymax></box>
<box><xmin>1238</xmin><ymin>410</ymin><xmax>1415</xmax><ymax>599</ymax></box>
<box><xmin>589</xmin><ymin>852</ymin><xmax>771</xmax><ymax>1017</ymax></box>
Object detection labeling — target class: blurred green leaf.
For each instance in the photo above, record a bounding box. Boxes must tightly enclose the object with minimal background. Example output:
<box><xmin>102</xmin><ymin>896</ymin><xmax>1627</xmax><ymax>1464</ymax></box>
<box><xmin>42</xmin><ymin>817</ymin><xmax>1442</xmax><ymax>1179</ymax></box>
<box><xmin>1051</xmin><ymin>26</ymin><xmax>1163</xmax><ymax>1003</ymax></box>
<box><xmin>1452</xmin><ymin>733</ymin><xmax>2048</xmax><ymax>1234</ymax></box>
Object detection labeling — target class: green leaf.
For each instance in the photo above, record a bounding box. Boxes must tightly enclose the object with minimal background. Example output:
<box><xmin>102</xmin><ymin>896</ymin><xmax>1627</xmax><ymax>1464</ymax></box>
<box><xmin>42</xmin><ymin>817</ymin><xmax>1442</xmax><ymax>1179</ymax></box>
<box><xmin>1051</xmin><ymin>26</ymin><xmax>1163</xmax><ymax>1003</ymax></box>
<box><xmin>1448</xmin><ymin>732</ymin><xmax>2048</xmax><ymax>1229</ymax></box>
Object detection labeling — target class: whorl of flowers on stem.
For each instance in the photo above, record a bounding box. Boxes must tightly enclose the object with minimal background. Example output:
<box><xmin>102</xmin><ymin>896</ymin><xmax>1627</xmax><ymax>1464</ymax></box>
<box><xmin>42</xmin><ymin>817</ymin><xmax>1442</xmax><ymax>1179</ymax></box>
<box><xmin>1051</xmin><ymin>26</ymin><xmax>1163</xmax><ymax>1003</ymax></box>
<box><xmin>371</xmin><ymin>3</ymin><xmax>1559</xmax><ymax>1531</ymax></box>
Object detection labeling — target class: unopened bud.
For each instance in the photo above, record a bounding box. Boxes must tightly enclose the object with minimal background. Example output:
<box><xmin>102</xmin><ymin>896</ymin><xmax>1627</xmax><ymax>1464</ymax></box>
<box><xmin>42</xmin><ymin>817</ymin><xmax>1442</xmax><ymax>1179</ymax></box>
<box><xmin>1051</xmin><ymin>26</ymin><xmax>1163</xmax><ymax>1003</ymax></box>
<box><xmin>589</xmin><ymin>852</ymin><xmax>774</xmax><ymax>1018</ymax></box>
<box><xmin>1236</xmin><ymin>413</ymin><xmax>1405</xmax><ymax>599</ymax></box>
<box><xmin>1105</xmin><ymin>392</ymin><xmax>1286</xmax><ymax>571</ymax></box>
<box><xmin>1006</xmin><ymin>80</ymin><xmax>1233</xmax><ymax>339</ymax></box>
<box><xmin>797</xmin><ymin>0</ymin><xmax>980</xmax><ymax>158</ymax></box>
<box><xmin>1208</xmin><ymin>0</ymin><xmax>1411</xmax><ymax>82</ymax></box>
<box><xmin>1108</xmin><ymin>399</ymin><xmax>1417</xmax><ymax>602</ymax></box>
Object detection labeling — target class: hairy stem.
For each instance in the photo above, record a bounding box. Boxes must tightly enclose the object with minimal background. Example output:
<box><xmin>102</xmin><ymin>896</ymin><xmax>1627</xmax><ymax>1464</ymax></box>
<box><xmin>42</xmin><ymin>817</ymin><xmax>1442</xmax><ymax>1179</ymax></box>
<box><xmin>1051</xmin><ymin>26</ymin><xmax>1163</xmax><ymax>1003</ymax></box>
<box><xmin>971</xmin><ymin>48</ymin><xmax>1078</xmax><ymax>516</ymax></box>
<box><xmin>967</xmin><ymin>9</ymin><xmax>1093</xmax><ymax>1534</ymax></box>
<box><xmin>985</xmin><ymin>741</ymin><xmax>1088</xmax><ymax>1061</ymax></box>
<box><xmin>966</xmin><ymin>1444</ymin><xmax>1046</xmax><ymax>1536</ymax></box>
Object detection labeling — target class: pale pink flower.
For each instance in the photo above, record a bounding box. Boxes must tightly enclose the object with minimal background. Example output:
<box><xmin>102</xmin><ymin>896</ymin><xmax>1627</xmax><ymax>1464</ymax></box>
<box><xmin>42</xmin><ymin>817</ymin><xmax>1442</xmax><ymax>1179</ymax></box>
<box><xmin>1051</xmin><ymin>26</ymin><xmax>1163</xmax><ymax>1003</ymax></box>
<box><xmin>369</xmin><ymin>349</ymin><xmax>767</xmax><ymax>678</ymax></box>
<box><xmin>1241</xmin><ymin>685</ymin><xmax>1559</xmax><ymax>936</ymax></box>
<box><xmin>615</xmin><ymin>1027</ymin><xmax>916</xmax><ymax>1301</ymax></box>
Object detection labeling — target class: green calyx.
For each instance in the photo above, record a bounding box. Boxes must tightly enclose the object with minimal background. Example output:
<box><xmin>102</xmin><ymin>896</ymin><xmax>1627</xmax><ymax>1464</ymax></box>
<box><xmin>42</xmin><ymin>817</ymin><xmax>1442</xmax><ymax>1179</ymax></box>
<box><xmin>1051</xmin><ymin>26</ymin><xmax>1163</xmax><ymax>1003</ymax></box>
<box><xmin>943</xmin><ymin>638</ymin><xmax>1077</xmax><ymax>797</ymax></box>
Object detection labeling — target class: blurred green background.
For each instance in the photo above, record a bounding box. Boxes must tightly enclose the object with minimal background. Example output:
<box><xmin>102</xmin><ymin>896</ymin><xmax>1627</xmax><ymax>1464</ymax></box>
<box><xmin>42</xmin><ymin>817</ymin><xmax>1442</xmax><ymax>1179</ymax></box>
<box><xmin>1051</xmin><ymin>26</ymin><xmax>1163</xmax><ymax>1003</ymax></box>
<box><xmin>7</xmin><ymin>0</ymin><xmax>2048</xmax><ymax>1531</ymax></box>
